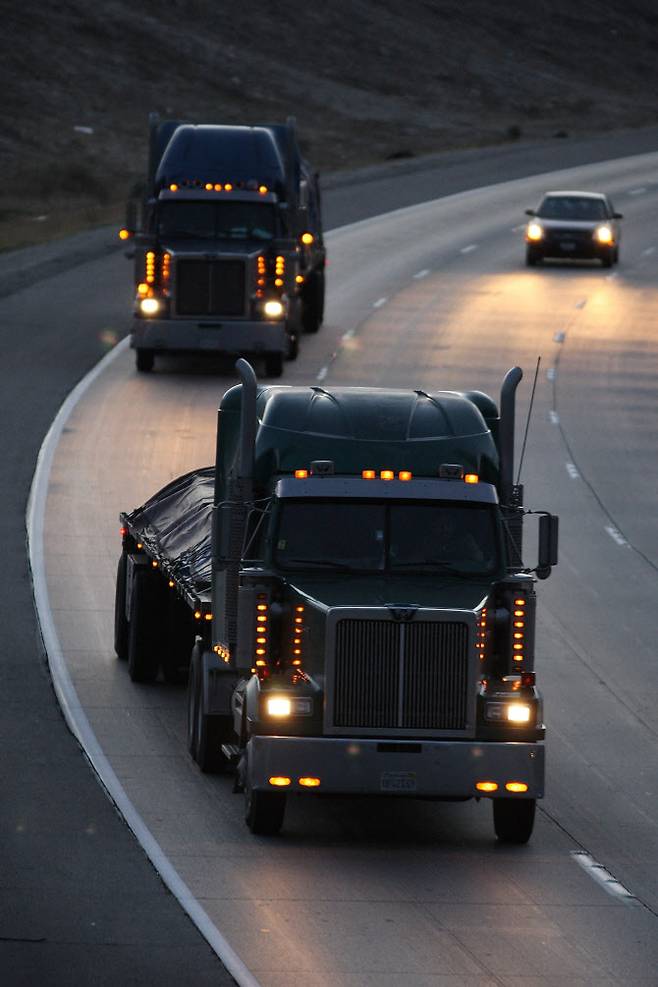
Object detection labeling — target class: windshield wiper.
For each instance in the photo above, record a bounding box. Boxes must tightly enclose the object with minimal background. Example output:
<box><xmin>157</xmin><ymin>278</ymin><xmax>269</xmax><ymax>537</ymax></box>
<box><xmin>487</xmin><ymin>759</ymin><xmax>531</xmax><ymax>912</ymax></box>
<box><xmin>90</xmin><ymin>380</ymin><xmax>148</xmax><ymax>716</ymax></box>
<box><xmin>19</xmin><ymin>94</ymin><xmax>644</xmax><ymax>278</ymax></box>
<box><xmin>282</xmin><ymin>557</ymin><xmax>364</xmax><ymax>572</ymax></box>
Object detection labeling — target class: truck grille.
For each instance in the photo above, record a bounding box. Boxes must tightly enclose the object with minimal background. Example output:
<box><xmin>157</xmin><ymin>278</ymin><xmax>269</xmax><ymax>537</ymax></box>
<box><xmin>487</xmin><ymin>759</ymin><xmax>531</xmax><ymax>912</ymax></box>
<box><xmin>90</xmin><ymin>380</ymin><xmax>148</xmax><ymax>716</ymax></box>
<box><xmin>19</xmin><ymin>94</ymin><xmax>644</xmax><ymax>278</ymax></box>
<box><xmin>175</xmin><ymin>259</ymin><xmax>246</xmax><ymax>317</ymax></box>
<box><xmin>333</xmin><ymin>619</ymin><xmax>469</xmax><ymax>731</ymax></box>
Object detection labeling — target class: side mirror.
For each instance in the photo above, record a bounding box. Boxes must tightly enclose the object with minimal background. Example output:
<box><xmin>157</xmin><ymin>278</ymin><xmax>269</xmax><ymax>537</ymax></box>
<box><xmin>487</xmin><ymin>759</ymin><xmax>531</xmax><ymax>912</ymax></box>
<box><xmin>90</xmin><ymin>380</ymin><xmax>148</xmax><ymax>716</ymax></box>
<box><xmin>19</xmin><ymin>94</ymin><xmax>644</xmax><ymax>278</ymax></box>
<box><xmin>525</xmin><ymin>208</ymin><xmax>535</xmax><ymax>216</ymax></box>
<box><xmin>536</xmin><ymin>513</ymin><xmax>558</xmax><ymax>579</ymax></box>
<box><xmin>613</xmin><ymin>212</ymin><xmax>623</xmax><ymax>220</ymax></box>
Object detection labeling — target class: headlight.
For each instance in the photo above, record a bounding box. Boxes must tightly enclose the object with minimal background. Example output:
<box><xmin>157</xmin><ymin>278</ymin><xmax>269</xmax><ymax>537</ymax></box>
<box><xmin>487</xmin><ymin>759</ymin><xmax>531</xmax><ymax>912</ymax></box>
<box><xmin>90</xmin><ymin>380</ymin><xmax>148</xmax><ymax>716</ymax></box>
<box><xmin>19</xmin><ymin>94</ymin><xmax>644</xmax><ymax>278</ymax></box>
<box><xmin>526</xmin><ymin>222</ymin><xmax>543</xmax><ymax>241</ymax></box>
<box><xmin>265</xmin><ymin>695</ymin><xmax>312</xmax><ymax>718</ymax></box>
<box><xmin>485</xmin><ymin>701</ymin><xmax>532</xmax><ymax>724</ymax></box>
<box><xmin>264</xmin><ymin>299</ymin><xmax>285</xmax><ymax>319</ymax></box>
<box><xmin>595</xmin><ymin>225</ymin><xmax>614</xmax><ymax>244</ymax></box>
<box><xmin>139</xmin><ymin>297</ymin><xmax>161</xmax><ymax>316</ymax></box>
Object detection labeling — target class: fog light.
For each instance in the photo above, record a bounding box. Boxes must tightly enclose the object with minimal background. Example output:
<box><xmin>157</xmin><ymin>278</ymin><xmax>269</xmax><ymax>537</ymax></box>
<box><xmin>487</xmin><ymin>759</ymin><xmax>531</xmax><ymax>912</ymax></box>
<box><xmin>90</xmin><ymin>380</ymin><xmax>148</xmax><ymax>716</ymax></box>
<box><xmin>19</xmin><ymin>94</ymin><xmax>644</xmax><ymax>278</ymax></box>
<box><xmin>140</xmin><ymin>297</ymin><xmax>160</xmax><ymax>316</ymax></box>
<box><xmin>505</xmin><ymin>781</ymin><xmax>528</xmax><ymax>793</ymax></box>
<box><xmin>264</xmin><ymin>299</ymin><xmax>284</xmax><ymax>319</ymax></box>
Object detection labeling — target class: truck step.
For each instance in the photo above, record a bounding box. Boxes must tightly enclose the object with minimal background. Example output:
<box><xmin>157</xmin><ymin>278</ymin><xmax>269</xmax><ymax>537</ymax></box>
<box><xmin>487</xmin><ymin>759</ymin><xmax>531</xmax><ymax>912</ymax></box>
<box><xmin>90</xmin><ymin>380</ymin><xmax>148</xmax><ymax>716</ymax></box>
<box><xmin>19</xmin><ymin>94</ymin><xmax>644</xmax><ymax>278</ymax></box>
<box><xmin>221</xmin><ymin>743</ymin><xmax>242</xmax><ymax>763</ymax></box>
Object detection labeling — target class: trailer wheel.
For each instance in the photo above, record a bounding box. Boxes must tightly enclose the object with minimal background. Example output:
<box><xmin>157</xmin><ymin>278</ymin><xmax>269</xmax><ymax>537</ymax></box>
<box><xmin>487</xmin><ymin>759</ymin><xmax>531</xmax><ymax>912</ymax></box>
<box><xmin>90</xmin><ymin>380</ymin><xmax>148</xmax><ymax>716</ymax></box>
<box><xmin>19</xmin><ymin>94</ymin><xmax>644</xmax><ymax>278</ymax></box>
<box><xmin>245</xmin><ymin>786</ymin><xmax>286</xmax><ymax>835</ymax></box>
<box><xmin>187</xmin><ymin>643</ymin><xmax>231</xmax><ymax>773</ymax></box>
<box><xmin>301</xmin><ymin>269</ymin><xmax>325</xmax><ymax>334</ymax></box>
<box><xmin>136</xmin><ymin>349</ymin><xmax>155</xmax><ymax>373</ymax></box>
<box><xmin>264</xmin><ymin>352</ymin><xmax>283</xmax><ymax>378</ymax></box>
<box><xmin>114</xmin><ymin>552</ymin><xmax>129</xmax><ymax>660</ymax></box>
<box><xmin>493</xmin><ymin>798</ymin><xmax>536</xmax><ymax>844</ymax></box>
<box><xmin>127</xmin><ymin>567</ymin><xmax>161</xmax><ymax>683</ymax></box>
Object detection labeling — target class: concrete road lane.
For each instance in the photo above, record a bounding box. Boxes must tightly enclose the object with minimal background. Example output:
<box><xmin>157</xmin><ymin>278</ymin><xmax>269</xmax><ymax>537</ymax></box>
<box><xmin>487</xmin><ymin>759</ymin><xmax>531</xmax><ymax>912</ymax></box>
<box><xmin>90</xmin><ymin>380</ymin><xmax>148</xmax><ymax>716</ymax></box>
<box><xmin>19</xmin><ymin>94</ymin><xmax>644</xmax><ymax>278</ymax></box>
<box><xmin>37</xmin><ymin>153</ymin><xmax>658</xmax><ymax>984</ymax></box>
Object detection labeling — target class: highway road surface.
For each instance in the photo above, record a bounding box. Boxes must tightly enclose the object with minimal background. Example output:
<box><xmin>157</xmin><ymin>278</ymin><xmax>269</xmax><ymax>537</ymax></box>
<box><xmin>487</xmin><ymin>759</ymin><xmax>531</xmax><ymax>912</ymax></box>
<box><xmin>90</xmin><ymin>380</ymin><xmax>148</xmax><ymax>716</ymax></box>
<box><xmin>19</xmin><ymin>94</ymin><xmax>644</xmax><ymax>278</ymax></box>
<box><xmin>3</xmin><ymin>129</ymin><xmax>658</xmax><ymax>984</ymax></box>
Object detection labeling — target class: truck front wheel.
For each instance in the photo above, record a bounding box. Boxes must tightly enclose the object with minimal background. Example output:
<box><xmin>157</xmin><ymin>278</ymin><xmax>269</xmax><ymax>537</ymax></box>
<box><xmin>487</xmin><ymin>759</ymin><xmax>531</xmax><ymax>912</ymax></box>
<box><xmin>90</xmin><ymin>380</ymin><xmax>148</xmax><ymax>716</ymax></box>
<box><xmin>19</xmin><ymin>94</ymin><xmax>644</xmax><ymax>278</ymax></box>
<box><xmin>493</xmin><ymin>797</ymin><xmax>536</xmax><ymax>844</ymax></box>
<box><xmin>264</xmin><ymin>352</ymin><xmax>283</xmax><ymax>378</ymax></box>
<box><xmin>245</xmin><ymin>787</ymin><xmax>286</xmax><ymax>835</ymax></box>
<box><xmin>136</xmin><ymin>349</ymin><xmax>155</xmax><ymax>373</ymax></box>
<box><xmin>187</xmin><ymin>643</ymin><xmax>231</xmax><ymax>773</ymax></box>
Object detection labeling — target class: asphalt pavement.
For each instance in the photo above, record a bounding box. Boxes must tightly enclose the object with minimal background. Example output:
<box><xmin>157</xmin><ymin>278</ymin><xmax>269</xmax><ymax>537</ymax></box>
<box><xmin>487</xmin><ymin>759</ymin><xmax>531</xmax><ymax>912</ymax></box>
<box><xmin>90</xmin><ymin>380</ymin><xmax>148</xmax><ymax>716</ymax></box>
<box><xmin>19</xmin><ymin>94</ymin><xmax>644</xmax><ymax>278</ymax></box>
<box><xmin>2</xmin><ymin>126</ymin><xmax>658</xmax><ymax>985</ymax></box>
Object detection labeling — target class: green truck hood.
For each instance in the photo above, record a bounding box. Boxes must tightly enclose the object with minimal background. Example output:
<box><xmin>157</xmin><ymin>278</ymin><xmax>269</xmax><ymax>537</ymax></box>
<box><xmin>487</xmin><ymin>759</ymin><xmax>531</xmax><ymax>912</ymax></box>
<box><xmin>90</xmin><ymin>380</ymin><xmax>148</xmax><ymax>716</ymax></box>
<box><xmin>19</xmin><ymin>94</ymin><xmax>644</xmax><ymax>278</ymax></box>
<box><xmin>286</xmin><ymin>573</ymin><xmax>492</xmax><ymax>612</ymax></box>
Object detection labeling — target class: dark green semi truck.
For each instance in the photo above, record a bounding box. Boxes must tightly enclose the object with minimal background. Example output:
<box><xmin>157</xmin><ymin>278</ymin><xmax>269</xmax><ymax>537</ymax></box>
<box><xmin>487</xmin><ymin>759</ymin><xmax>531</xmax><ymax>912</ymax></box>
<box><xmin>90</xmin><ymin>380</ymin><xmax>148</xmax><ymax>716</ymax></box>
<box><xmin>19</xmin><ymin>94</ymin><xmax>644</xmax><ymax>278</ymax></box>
<box><xmin>115</xmin><ymin>361</ymin><xmax>558</xmax><ymax>841</ymax></box>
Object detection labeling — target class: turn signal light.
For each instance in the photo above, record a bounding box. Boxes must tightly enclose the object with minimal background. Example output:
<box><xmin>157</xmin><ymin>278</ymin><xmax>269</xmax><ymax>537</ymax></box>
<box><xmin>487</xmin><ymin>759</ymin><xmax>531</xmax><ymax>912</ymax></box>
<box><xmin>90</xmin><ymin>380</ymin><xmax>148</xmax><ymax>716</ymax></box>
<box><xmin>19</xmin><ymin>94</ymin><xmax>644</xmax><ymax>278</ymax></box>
<box><xmin>476</xmin><ymin>781</ymin><xmax>498</xmax><ymax>792</ymax></box>
<box><xmin>269</xmin><ymin>777</ymin><xmax>291</xmax><ymax>787</ymax></box>
<box><xmin>301</xmin><ymin>232</ymin><xmax>314</xmax><ymax>245</ymax></box>
<box><xmin>505</xmin><ymin>781</ymin><xmax>528</xmax><ymax>793</ymax></box>
<box><xmin>299</xmin><ymin>777</ymin><xmax>321</xmax><ymax>788</ymax></box>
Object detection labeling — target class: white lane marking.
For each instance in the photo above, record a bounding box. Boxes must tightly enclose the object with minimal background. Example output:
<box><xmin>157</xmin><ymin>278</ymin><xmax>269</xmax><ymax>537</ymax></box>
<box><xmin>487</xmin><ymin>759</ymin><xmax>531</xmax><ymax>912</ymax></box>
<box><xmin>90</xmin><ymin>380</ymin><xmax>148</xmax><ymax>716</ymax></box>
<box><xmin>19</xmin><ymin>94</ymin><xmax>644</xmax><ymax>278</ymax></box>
<box><xmin>605</xmin><ymin>525</ymin><xmax>628</xmax><ymax>547</ymax></box>
<box><xmin>316</xmin><ymin>365</ymin><xmax>329</xmax><ymax>381</ymax></box>
<box><xmin>373</xmin><ymin>296</ymin><xmax>388</xmax><ymax>308</ymax></box>
<box><xmin>605</xmin><ymin>271</ymin><xmax>619</xmax><ymax>280</ymax></box>
<box><xmin>566</xmin><ymin>462</ymin><xmax>580</xmax><ymax>479</ymax></box>
<box><xmin>460</xmin><ymin>243</ymin><xmax>478</xmax><ymax>254</ymax></box>
<box><xmin>341</xmin><ymin>329</ymin><xmax>356</xmax><ymax>342</ymax></box>
<box><xmin>511</xmin><ymin>224</ymin><xmax>525</xmax><ymax>232</ymax></box>
<box><xmin>571</xmin><ymin>852</ymin><xmax>636</xmax><ymax>900</ymax></box>
<box><xmin>547</xmin><ymin>368</ymin><xmax>556</xmax><ymax>381</ymax></box>
<box><xmin>575</xmin><ymin>299</ymin><xmax>587</xmax><ymax>309</ymax></box>
<box><xmin>628</xmin><ymin>187</ymin><xmax>647</xmax><ymax>195</ymax></box>
<box><xmin>549</xmin><ymin>410</ymin><xmax>560</xmax><ymax>425</ymax></box>
<box><xmin>26</xmin><ymin>337</ymin><xmax>264</xmax><ymax>987</ymax></box>
<box><xmin>553</xmin><ymin>331</ymin><xmax>566</xmax><ymax>343</ymax></box>
<box><xmin>642</xmin><ymin>246</ymin><xmax>655</xmax><ymax>256</ymax></box>
<box><xmin>413</xmin><ymin>268</ymin><xmax>430</xmax><ymax>279</ymax></box>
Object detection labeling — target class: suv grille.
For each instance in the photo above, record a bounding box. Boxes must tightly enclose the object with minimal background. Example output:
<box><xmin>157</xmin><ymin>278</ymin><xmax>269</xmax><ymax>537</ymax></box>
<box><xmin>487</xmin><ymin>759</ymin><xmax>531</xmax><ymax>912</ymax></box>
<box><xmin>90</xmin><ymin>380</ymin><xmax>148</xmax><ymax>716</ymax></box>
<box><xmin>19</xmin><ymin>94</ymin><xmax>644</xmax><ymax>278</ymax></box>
<box><xmin>333</xmin><ymin>619</ymin><xmax>469</xmax><ymax>731</ymax></box>
<box><xmin>176</xmin><ymin>259</ymin><xmax>246</xmax><ymax>316</ymax></box>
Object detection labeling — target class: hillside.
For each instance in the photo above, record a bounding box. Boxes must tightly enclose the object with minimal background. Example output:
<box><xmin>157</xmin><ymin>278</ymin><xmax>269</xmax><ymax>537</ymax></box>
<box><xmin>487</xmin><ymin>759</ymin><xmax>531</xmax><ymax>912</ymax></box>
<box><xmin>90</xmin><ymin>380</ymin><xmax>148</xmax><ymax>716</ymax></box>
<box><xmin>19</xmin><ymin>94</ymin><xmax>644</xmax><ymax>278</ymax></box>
<box><xmin>2</xmin><ymin>1</ymin><xmax>658</xmax><ymax>249</ymax></box>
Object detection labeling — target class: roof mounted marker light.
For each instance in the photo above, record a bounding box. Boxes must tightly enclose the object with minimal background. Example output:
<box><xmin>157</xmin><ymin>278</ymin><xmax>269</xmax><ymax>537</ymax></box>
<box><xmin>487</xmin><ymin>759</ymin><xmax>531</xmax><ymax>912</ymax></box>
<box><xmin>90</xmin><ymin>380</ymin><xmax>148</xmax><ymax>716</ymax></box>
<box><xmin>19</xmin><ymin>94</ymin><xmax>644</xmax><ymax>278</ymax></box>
<box><xmin>294</xmin><ymin>469</ymin><xmax>309</xmax><ymax>479</ymax></box>
<box><xmin>362</xmin><ymin>469</ymin><xmax>376</xmax><ymax>479</ymax></box>
<box><xmin>310</xmin><ymin>460</ymin><xmax>334</xmax><ymax>476</ymax></box>
<box><xmin>439</xmin><ymin>464</ymin><xmax>464</xmax><ymax>480</ymax></box>
<box><xmin>464</xmin><ymin>473</ymin><xmax>479</xmax><ymax>484</ymax></box>
<box><xmin>380</xmin><ymin>470</ymin><xmax>395</xmax><ymax>481</ymax></box>
<box><xmin>399</xmin><ymin>471</ymin><xmax>413</xmax><ymax>481</ymax></box>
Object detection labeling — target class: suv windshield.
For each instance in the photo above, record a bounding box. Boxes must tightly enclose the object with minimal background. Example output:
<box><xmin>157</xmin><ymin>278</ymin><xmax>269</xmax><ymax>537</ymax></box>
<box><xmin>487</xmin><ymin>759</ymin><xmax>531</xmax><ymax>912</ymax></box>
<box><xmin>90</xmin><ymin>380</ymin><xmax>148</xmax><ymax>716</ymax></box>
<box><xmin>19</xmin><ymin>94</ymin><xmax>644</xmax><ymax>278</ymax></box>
<box><xmin>156</xmin><ymin>201</ymin><xmax>277</xmax><ymax>240</ymax></box>
<box><xmin>274</xmin><ymin>499</ymin><xmax>502</xmax><ymax>576</ymax></box>
<box><xmin>538</xmin><ymin>196</ymin><xmax>608</xmax><ymax>221</ymax></box>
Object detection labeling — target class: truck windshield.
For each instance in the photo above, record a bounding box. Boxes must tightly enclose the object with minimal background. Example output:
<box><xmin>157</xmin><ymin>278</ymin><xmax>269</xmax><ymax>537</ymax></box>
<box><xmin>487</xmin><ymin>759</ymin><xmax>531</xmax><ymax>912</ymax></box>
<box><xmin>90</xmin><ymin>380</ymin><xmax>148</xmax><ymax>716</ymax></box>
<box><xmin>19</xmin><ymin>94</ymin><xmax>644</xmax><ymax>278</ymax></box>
<box><xmin>274</xmin><ymin>499</ymin><xmax>502</xmax><ymax>576</ymax></box>
<box><xmin>157</xmin><ymin>201</ymin><xmax>277</xmax><ymax>241</ymax></box>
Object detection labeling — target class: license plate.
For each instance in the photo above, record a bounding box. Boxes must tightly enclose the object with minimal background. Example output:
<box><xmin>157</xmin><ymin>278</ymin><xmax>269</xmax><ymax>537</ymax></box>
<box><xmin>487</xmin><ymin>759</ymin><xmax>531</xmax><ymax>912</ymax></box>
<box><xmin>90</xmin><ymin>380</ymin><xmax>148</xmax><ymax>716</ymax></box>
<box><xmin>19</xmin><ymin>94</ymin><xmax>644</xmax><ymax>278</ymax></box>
<box><xmin>560</xmin><ymin>241</ymin><xmax>576</xmax><ymax>251</ymax></box>
<box><xmin>381</xmin><ymin>771</ymin><xmax>417</xmax><ymax>792</ymax></box>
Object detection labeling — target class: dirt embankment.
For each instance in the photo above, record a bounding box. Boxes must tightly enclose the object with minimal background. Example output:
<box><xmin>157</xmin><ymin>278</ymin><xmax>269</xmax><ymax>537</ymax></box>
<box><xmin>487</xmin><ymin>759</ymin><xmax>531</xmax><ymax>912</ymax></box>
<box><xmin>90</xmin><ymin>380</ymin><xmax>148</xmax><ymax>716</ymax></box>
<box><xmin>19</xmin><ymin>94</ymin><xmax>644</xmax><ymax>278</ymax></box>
<box><xmin>2</xmin><ymin>1</ymin><xmax>658</xmax><ymax>250</ymax></box>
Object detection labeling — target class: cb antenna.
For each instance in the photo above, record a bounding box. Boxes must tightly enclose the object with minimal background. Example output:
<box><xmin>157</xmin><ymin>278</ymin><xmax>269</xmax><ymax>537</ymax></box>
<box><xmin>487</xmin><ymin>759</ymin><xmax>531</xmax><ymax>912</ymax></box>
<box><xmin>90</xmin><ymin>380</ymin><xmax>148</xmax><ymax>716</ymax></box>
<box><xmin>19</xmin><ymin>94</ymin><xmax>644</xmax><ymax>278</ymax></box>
<box><xmin>515</xmin><ymin>356</ymin><xmax>541</xmax><ymax>487</ymax></box>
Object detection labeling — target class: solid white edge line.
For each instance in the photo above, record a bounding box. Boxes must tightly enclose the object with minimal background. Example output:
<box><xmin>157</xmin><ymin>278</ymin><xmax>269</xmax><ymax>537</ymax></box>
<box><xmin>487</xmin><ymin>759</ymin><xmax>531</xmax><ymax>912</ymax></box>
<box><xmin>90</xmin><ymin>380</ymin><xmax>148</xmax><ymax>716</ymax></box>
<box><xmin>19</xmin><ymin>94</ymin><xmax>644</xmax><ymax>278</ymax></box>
<box><xmin>25</xmin><ymin>335</ymin><xmax>263</xmax><ymax>987</ymax></box>
<box><xmin>373</xmin><ymin>296</ymin><xmax>387</xmax><ymax>308</ymax></box>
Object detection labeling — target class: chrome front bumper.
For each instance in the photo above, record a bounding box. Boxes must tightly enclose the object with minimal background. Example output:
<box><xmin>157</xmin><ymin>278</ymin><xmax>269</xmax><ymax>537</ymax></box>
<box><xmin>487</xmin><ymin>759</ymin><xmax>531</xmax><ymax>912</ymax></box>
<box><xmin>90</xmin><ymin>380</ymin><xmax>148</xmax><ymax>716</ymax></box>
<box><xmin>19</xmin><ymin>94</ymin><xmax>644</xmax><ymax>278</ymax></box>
<box><xmin>247</xmin><ymin>735</ymin><xmax>544</xmax><ymax>798</ymax></box>
<box><xmin>131</xmin><ymin>317</ymin><xmax>288</xmax><ymax>354</ymax></box>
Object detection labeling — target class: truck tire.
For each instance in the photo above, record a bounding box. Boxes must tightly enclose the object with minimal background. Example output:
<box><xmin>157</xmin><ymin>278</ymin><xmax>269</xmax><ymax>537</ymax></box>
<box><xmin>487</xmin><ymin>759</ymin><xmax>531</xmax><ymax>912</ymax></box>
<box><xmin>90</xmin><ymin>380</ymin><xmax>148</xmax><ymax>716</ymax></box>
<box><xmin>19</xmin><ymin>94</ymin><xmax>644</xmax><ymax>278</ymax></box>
<box><xmin>136</xmin><ymin>349</ymin><xmax>155</xmax><ymax>373</ymax></box>
<box><xmin>114</xmin><ymin>553</ymin><xmax>129</xmax><ymax>660</ymax></box>
<box><xmin>162</xmin><ymin>594</ymin><xmax>195</xmax><ymax>685</ymax></box>
<box><xmin>187</xmin><ymin>643</ymin><xmax>231</xmax><ymax>773</ymax></box>
<box><xmin>245</xmin><ymin>787</ymin><xmax>286</xmax><ymax>835</ymax></box>
<box><xmin>127</xmin><ymin>566</ymin><xmax>163</xmax><ymax>683</ymax></box>
<box><xmin>493</xmin><ymin>797</ymin><xmax>536</xmax><ymax>844</ymax></box>
<box><xmin>286</xmin><ymin>330</ymin><xmax>299</xmax><ymax>362</ymax></box>
<box><xmin>264</xmin><ymin>352</ymin><xmax>283</xmax><ymax>378</ymax></box>
<box><xmin>301</xmin><ymin>269</ymin><xmax>325</xmax><ymax>334</ymax></box>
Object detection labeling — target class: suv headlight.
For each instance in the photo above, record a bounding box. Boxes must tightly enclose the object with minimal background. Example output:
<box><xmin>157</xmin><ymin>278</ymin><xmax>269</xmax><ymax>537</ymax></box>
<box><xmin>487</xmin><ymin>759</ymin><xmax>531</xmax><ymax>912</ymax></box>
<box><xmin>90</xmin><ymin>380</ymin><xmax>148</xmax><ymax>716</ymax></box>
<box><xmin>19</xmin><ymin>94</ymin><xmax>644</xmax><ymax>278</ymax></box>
<box><xmin>595</xmin><ymin>225</ymin><xmax>614</xmax><ymax>244</ymax></box>
<box><xmin>526</xmin><ymin>222</ymin><xmax>543</xmax><ymax>241</ymax></box>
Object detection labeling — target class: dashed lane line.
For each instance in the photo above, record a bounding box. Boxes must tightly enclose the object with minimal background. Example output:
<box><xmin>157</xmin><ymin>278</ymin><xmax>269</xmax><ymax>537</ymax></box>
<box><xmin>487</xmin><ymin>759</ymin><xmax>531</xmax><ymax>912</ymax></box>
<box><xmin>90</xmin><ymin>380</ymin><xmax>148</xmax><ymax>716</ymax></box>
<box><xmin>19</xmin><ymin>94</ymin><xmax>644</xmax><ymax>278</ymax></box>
<box><xmin>565</xmin><ymin>462</ymin><xmax>580</xmax><ymax>479</ymax></box>
<box><xmin>460</xmin><ymin>244</ymin><xmax>478</xmax><ymax>254</ymax></box>
<box><xmin>571</xmin><ymin>852</ymin><xmax>637</xmax><ymax>902</ymax></box>
<box><xmin>605</xmin><ymin>525</ymin><xmax>628</xmax><ymax>547</ymax></box>
<box><xmin>373</xmin><ymin>296</ymin><xmax>388</xmax><ymax>308</ymax></box>
<box><xmin>412</xmin><ymin>269</ymin><xmax>430</xmax><ymax>279</ymax></box>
